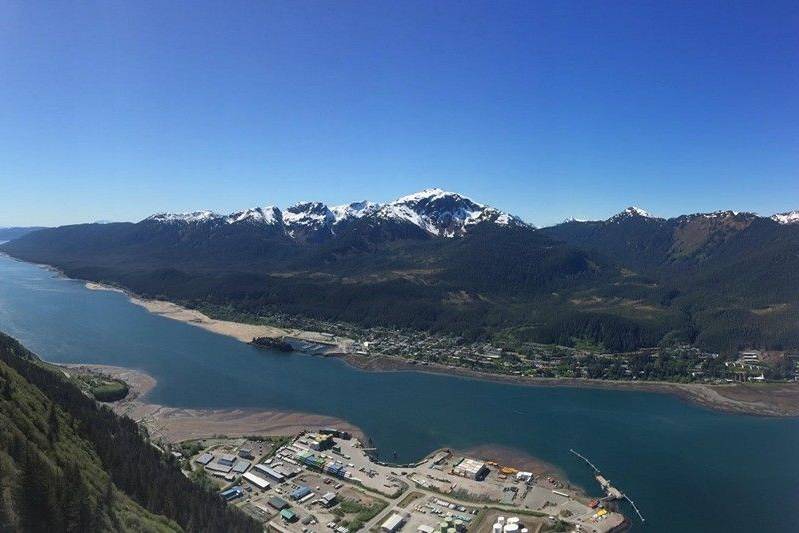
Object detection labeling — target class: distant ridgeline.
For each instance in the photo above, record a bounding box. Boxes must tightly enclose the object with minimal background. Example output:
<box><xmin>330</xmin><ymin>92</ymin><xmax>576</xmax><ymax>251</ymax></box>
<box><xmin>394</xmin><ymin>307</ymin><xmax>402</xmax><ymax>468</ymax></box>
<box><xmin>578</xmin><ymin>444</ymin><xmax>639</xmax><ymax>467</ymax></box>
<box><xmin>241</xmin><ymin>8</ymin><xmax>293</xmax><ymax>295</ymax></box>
<box><xmin>0</xmin><ymin>226</ymin><xmax>46</xmax><ymax>241</ymax></box>
<box><xmin>0</xmin><ymin>332</ymin><xmax>260</xmax><ymax>533</ymax></box>
<box><xmin>3</xmin><ymin>190</ymin><xmax>799</xmax><ymax>354</ymax></box>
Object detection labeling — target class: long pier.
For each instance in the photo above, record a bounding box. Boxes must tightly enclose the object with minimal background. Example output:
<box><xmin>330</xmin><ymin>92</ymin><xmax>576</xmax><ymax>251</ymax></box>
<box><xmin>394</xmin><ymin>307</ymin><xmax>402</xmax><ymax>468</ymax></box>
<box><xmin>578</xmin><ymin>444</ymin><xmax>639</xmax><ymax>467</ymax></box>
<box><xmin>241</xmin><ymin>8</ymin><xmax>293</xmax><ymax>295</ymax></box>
<box><xmin>569</xmin><ymin>449</ymin><xmax>646</xmax><ymax>524</ymax></box>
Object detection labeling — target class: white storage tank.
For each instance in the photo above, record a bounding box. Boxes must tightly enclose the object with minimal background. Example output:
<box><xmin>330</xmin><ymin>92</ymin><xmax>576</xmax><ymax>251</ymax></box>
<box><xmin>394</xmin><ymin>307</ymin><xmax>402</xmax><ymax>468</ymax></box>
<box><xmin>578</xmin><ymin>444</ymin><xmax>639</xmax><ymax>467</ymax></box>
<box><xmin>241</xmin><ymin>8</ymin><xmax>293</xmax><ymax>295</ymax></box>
<box><xmin>503</xmin><ymin>524</ymin><xmax>519</xmax><ymax>533</ymax></box>
<box><xmin>507</xmin><ymin>517</ymin><xmax>520</xmax><ymax>525</ymax></box>
<box><xmin>498</xmin><ymin>516</ymin><xmax>505</xmax><ymax>524</ymax></box>
<box><xmin>492</xmin><ymin>524</ymin><xmax>503</xmax><ymax>533</ymax></box>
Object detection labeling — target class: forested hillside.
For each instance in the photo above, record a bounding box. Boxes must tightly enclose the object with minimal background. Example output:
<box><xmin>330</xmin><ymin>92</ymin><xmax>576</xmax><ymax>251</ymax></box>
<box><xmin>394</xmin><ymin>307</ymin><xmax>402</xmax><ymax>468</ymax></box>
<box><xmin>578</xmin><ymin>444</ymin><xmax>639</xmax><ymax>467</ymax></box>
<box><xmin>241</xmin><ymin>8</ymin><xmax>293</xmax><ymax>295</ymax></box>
<box><xmin>3</xmin><ymin>198</ymin><xmax>799</xmax><ymax>354</ymax></box>
<box><xmin>0</xmin><ymin>227</ymin><xmax>46</xmax><ymax>241</ymax></box>
<box><xmin>0</xmin><ymin>332</ymin><xmax>260</xmax><ymax>533</ymax></box>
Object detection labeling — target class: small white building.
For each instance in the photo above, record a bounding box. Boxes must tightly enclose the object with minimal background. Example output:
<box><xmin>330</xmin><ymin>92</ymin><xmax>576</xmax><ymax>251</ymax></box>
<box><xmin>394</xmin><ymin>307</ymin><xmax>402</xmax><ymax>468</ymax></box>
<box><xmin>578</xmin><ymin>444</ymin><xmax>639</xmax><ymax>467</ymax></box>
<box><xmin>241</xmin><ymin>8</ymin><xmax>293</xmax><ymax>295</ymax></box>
<box><xmin>381</xmin><ymin>513</ymin><xmax>405</xmax><ymax>532</ymax></box>
<box><xmin>515</xmin><ymin>471</ymin><xmax>533</xmax><ymax>482</ymax></box>
<box><xmin>242</xmin><ymin>472</ymin><xmax>270</xmax><ymax>490</ymax></box>
<box><xmin>452</xmin><ymin>458</ymin><xmax>488</xmax><ymax>480</ymax></box>
<box><xmin>741</xmin><ymin>351</ymin><xmax>760</xmax><ymax>362</ymax></box>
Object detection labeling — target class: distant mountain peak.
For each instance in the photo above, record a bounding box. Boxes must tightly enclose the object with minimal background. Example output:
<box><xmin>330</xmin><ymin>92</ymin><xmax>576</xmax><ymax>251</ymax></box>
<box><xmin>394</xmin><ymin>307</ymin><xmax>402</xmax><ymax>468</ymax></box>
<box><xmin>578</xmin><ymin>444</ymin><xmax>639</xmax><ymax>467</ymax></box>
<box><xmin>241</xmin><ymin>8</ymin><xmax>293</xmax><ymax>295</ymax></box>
<box><xmin>607</xmin><ymin>206</ymin><xmax>656</xmax><ymax>223</ymax></box>
<box><xmin>282</xmin><ymin>202</ymin><xmax>335</xmax><ymax>238</ymax></box>
<box><xmin>394</xmin><ymin>187</ymin><xmax>450</xmax><ymax>203</ymax></box>
<box><xmin>388</xmin><ymin>188</ymin><xmax>529</xmax><ymax>236</ymax></box>
<box><xmin>330</xmin><ymin>201</ymin><xmax>379</xmax><ymax>222</ymax></box>
<box><xmin>772</xmin><ymin>210</ymin><xmax>799</xmax><ymax>224</ymax></box>
<box><xmin>225</xmin><ymin>206</ymin><xmax>281</xmax><ymax>225</ymax></box>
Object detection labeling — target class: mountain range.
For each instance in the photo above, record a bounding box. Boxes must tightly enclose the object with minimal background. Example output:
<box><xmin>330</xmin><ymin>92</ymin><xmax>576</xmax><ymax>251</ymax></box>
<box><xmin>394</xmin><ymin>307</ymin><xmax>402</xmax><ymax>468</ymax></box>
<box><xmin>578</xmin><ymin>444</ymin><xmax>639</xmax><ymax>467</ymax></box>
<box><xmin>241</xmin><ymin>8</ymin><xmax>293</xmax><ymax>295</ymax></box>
<box><xmin>2</xmin><ymin>189</ymin><xmax>798</xmax><ymax>353</ymax></box>
<box><xmin>142</xmin><ymin>188</ymin><xmax>528</xmax><ymax>242</ymax></box>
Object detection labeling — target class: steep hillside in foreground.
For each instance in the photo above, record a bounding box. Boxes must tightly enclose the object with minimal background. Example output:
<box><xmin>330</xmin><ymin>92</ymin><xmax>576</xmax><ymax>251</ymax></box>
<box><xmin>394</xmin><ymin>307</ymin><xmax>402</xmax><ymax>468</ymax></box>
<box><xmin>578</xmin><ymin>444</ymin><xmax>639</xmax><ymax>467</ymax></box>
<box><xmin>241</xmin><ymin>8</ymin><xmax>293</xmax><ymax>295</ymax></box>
<box><xmin>0</xmin><ymin>332</ymin><xmax>260</xmax><ymax>533</ymax></box>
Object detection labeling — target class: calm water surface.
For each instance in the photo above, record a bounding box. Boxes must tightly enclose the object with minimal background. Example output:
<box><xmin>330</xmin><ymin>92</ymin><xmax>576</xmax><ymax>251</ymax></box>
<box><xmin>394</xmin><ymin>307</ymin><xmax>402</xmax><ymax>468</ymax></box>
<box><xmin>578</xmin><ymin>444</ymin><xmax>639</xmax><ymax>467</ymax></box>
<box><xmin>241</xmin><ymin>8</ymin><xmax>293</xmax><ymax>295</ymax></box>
<box><xmin>0</xmin><ymin>254</ymin><xmax>796</xmax><ymax>532</ymax></box>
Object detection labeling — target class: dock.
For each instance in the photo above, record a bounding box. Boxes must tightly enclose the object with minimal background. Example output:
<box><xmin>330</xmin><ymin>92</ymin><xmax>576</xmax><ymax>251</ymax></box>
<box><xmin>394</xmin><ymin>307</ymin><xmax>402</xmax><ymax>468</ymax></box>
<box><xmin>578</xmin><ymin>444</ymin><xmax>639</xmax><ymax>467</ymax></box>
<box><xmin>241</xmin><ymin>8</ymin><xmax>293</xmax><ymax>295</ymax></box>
<box><xmin>569</xmin><ymin>449</ymin><xmax>645</xmax><ymax>524</ymax></box>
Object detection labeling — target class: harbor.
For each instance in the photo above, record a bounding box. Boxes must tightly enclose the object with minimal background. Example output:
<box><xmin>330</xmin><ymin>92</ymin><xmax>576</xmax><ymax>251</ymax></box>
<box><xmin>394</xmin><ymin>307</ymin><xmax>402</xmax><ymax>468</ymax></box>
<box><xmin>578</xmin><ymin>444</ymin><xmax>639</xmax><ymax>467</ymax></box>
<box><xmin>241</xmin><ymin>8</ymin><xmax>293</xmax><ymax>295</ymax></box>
<box><xmin>570</xmin><ymin>450</ymin><xmax>645</xmax><ymax>524</ymax></box>
<box><xmin>184</xmin><ymin>432</ymin><xmax>628</xmax><ymax>532</ymax></box>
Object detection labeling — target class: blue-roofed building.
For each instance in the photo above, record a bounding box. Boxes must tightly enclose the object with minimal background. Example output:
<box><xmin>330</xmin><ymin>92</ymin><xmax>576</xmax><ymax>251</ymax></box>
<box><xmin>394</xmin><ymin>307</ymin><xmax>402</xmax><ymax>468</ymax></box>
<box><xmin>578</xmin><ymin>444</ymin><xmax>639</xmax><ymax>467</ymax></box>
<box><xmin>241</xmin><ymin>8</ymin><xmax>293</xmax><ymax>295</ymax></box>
<box><xmin>291</xmin><ymin>485</ymin><xmax>312</xmax><ymax>500</ymax></box>
<box><xmin>220</xmin><ymin>486</ymin><xmax>244</xmax><ymax>501</ymax></box>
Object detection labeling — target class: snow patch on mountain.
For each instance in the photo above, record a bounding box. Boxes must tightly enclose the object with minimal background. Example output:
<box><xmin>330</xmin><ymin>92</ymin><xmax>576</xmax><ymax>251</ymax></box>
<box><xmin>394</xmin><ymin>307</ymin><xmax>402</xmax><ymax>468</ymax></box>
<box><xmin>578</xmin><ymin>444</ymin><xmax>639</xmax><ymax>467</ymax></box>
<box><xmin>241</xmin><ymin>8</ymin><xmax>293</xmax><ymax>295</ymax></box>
<box><xmin>330</xmin><ymin>201</ymin><xmax>379</xmax><ymax>222</ymax></box>
<box><xmin>607</xmin><ymin>206</ymin><xmax>657</xmax><ymax>223</ymax></box>
<box><xmin>282</xmin><ymin>202</ymin><xmax>336</xmax><ymax>237</ymax></box>
<box><xmin>142</xmin><ymin>188</ymin><xmax>530</xmax><ymax>238</ymax></box>
<box><xmin>772</xmin><ymin>211</ymin><xmax>799</xmax><ymax>224</ymax></box>
<box><xmin>225</xmin><ymin>206</ymin><xmax>281</xmax><ymax>225</ymax></box>
<box><xmin>145</xmin><ymin>211</ymin><xmax>220</xmax><ymax>224</ymax></box>
<box><xmin>386</xmin><ymin>188</ymin><xmax>529</xmax><ymax>236</ymax></box>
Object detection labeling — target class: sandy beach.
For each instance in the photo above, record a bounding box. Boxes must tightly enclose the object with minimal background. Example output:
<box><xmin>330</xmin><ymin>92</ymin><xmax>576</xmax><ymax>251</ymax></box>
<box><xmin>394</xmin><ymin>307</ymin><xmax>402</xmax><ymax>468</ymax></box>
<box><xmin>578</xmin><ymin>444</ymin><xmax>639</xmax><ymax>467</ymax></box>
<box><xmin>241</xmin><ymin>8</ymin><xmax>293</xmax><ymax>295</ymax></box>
<box><xmin>84</xmin><ymin>282</ymin><xmax>799</xmax><ymax>418</ymax></box>
<box><xmin>85</xmin><ymin>281</ymin><xmax>354</xmax><ymax>349</ymax></box>
<box><xmin>63</xmin><ymin>363</ymin><xmax>364</xmax><ymax>444</ymax></box>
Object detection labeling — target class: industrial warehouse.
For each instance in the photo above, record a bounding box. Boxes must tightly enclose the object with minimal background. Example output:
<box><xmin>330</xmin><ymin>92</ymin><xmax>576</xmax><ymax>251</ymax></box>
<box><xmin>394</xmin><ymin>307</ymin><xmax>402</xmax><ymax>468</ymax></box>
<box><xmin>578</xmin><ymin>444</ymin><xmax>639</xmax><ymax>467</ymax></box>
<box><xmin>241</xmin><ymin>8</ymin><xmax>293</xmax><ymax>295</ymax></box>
<box><xmin>180</xmin><ymin>430</ymin><xmax>627</xmax><ymax>533</ymax></box>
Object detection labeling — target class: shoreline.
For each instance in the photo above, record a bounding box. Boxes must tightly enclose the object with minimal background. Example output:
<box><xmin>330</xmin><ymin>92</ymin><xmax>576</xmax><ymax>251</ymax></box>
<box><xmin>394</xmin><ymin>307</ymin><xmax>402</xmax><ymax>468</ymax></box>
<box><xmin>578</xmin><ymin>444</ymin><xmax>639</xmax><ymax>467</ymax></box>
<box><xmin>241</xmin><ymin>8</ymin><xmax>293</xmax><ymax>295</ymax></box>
<box><xmin>341</xmin><ymin>354</ymin><xmax>799</xmax><ymax>418</ymax></box>
<box><xmin>61</xmin><ymin>363</ymin><xmax>366</xmax><ymax>444</ymax></box>
<box><xmin>84</xmin><ymin>281</ymin><xmax>799</xmax><ymax>417</ymax></box>
<box><xmin>62</xmin><ymin>363</ymin><xmax>586</xmax><ymax>491</ymax></box>
<box><xmin>85</xmin><ymin>281</ymin><xmax>354</xmax><ymax>349</ymax></box>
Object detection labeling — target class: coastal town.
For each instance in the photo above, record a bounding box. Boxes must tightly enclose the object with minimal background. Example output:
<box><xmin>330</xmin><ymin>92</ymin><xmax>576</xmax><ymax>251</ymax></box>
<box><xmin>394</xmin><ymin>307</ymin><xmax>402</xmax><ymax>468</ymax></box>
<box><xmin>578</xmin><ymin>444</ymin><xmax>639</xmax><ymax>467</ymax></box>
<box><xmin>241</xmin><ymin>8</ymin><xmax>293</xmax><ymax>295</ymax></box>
<box><xmin>63</xmin><ymin>360</ymin><xmax>634</xmax><ymax>533</ymax></box>
<box><xmin>246</xmin><ymin>309</ymin><xmax>799</xmax><ymax>386</ymax></box>
<box><xmin>173</xmin><ymin>430</ymin><xmax>628</xmax><ymax>533</ymax></box>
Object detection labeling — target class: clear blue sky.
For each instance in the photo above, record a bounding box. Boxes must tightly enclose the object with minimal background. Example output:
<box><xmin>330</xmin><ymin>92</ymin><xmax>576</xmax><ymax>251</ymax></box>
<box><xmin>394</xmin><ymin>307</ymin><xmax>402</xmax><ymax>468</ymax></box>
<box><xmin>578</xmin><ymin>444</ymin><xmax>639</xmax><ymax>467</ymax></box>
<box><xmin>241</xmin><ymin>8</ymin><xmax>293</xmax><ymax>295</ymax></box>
<box><xmin>1</xmin><ymin>1</ymin><xmax>797</xmax><ymax>227</ymax></box>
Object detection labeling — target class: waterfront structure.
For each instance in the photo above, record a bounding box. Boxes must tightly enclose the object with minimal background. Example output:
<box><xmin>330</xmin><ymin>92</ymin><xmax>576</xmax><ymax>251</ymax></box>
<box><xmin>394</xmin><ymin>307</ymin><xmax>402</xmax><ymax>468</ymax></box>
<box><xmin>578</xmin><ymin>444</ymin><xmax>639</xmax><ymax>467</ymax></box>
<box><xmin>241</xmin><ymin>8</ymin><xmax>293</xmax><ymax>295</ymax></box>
<box><xmin>307</xmin><ymin>432</ymin><xmax>335</xmax><ymax>451</ymax></box>
<box><xmin>452</xmin><ymin>457</ymin><xmax>488</xmax><ymax>480</ymax></box>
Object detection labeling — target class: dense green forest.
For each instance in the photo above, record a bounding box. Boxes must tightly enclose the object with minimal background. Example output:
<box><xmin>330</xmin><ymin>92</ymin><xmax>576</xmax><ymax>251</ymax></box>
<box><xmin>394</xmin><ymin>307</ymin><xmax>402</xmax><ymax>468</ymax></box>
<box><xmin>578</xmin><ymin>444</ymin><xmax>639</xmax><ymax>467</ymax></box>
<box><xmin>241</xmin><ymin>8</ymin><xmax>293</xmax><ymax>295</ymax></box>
<box><xmin>3</xmin><ymin>209</ymin><xmax>798</xmax><ymax>354</ymax></box>
<box><xmin>0</xmin><ymin>332</ymin><xmax>260</xmax><ymax>533</ymax></box>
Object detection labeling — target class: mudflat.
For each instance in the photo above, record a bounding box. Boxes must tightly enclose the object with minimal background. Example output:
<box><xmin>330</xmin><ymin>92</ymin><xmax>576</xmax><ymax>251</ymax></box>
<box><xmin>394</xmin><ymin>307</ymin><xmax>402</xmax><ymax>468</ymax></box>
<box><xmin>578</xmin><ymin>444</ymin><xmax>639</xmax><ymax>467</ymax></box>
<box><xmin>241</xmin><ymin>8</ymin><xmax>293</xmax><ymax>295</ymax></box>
<box><xmin>62</xmin><ymin>363</ymin><xmax>364</xmax><ymax>444</ymax></box>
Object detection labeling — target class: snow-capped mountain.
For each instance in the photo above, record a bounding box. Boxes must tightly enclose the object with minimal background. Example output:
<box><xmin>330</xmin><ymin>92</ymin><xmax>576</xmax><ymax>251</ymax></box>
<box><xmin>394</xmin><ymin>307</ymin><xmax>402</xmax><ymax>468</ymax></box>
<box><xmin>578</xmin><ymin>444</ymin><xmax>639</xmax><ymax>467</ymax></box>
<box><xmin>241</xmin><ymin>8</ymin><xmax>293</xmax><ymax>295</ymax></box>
<box><xmin>772</xmin><ymin>211</ymin><xmax>799</xmax><ymax>224</ymax></box>
<box><xmin>606</xmin><ymin>206</ymin><xmax>659</xmax><ymax>223</ymax></box>
<box><xmin>146</xmin><ymin>210</ymin><xmax>220</xmax><ymax>224</ymax></box>
<box><xmin>142</xmin><ymin>188</ymin><xmax>530</xmax><ymax>241</ymax></box>
<box><xmin>678</xmin><ymin>210</ymin><xmax>756</xmax><ymax>221</ymax></box>
<box><xmin>225</xmin><ymin>206</ymin><xmax>282</xmax><ymax>226</ymax></box>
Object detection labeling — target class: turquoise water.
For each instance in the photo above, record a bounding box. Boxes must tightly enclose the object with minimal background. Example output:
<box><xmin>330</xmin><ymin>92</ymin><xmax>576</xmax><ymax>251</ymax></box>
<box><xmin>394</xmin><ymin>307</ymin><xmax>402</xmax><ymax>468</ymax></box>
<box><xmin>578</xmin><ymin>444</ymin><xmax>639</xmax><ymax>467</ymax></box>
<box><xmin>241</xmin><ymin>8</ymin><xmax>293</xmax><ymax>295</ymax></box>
<box><xmin>0</xmin><ymin>254</ymin><xmax>796</xmax><ymax>532</ymax></box>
